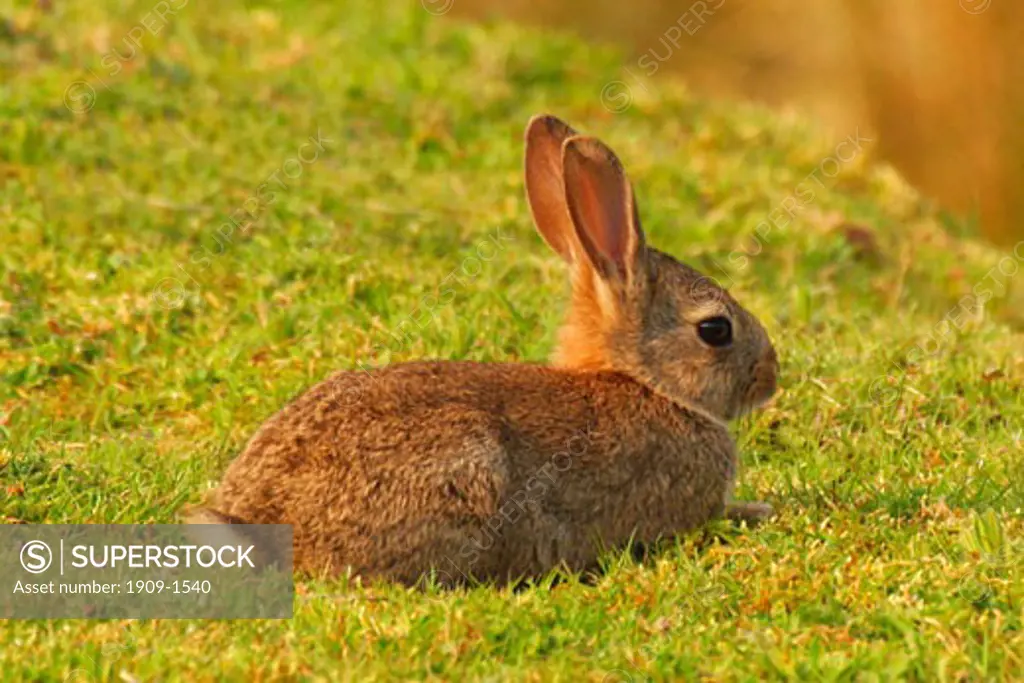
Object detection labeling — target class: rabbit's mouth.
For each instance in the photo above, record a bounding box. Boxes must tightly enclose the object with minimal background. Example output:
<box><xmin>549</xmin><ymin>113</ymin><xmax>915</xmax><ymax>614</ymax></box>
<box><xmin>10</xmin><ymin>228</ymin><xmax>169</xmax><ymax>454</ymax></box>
<box><xmin>725</xmin><ymin>388</ymin><xmax>776</xmax><ymax>422</ymax></box>
<box><xmin>736</xmin><ymin>368</ymin><xmax>779</xmax><ymax>418</ymax></box>
<box><xmin>750</xmin><ymin>385</ymin><xmax>779</xmax><ymax>411</ymax></box>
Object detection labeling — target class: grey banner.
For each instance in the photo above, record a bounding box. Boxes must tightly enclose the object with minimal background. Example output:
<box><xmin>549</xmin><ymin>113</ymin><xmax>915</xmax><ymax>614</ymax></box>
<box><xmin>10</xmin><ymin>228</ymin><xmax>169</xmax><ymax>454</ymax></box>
<box><xmin>0</xmin><ymin>525</ymin><xmax>293</xmax><ymax>619</ymax></box>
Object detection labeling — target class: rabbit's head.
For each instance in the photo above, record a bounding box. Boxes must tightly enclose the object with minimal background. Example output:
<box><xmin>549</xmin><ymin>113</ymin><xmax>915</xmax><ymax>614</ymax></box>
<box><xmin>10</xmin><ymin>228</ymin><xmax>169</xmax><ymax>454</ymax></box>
<box><xmin>525</xmin><ymin>115</ymin><xmax>778</xmax><ymax>422</ymax></box>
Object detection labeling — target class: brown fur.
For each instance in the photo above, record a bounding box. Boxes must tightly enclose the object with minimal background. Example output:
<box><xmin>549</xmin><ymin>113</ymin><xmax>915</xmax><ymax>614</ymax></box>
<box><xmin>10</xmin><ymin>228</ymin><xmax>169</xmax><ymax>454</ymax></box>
<box><xmin>189</xmin><ymin>115</ymin><xmax>780</xmax><ymax>585</ymax></box>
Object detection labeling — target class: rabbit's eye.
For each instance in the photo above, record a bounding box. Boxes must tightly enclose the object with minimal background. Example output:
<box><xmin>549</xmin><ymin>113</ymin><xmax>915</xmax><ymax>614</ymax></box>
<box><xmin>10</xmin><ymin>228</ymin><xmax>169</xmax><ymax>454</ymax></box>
<box><xmin>697</xmin><ymin>316</ymin><xmax>733</xmax><ymax>347</ymax></box>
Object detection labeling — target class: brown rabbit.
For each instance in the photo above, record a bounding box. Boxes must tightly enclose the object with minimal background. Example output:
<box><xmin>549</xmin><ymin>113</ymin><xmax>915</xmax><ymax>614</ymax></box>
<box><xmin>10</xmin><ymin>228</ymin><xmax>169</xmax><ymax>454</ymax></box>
<box><xmin>188</xmin><ymin>115</ymin><xmax>779</xmax><ymax>586</ymax></box>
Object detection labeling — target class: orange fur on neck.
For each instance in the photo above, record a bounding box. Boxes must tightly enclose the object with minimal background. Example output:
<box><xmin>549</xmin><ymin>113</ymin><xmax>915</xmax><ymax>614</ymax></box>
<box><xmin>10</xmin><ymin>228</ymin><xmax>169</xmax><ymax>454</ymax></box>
<box><xmin>551</xmin><ymin>267</ymin><xmax>617</xmax><ymax>371</ymax></box>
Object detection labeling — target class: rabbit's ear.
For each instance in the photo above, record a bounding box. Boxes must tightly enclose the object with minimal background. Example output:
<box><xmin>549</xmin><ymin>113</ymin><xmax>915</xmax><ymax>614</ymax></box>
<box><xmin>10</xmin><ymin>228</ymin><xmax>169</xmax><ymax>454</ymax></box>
<box><xmin>561</xmin><ymin>136</ymin><xmax>646</xmax><ymax>285</ymax></box>
<box><xmin>525</xmin><ymin>115</ymin><xmax>579</xmax><ymax>263</ymax></box>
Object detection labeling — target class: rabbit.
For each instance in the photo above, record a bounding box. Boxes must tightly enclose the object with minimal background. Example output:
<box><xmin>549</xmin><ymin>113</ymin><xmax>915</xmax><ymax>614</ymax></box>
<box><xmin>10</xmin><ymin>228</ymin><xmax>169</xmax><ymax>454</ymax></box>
<box><xmin>187</xmin><ymin>114</ymin><xmax>779</xmax><ymax>586</ymax></box>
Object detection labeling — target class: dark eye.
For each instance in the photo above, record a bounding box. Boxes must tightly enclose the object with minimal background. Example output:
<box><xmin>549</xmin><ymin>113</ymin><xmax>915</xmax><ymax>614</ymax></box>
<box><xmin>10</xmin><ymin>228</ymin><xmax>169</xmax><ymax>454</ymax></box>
<box><xmin>697</xmin><ymin>316</ymin><xmax>733</xmax><ymax>347</ymax></box>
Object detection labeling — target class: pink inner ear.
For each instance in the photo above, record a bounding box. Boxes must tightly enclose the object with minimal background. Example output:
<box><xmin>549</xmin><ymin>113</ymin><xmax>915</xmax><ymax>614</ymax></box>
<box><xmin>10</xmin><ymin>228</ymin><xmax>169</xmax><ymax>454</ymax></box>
<box><xmin>567</xmin><ymin>152</ymin><xmax>633</xmax><ymax>276</ymax></box>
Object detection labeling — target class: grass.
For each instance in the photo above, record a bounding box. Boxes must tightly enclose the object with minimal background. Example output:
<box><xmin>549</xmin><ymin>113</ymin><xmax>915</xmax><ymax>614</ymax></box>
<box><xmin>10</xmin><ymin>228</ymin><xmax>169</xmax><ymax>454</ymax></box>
<box><xmin>1</xmin><ymin>0</ymin><xmax>1023</xmax><ymax>680</ymax></box>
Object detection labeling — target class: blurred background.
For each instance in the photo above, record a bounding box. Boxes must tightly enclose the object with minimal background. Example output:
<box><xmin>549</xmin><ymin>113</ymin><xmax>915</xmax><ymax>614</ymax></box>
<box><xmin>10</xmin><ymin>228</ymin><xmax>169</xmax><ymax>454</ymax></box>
<box><xmin>450</xmin><ymin>0</ymin><xmax>1024</xmax><ymax>245</ymax></box>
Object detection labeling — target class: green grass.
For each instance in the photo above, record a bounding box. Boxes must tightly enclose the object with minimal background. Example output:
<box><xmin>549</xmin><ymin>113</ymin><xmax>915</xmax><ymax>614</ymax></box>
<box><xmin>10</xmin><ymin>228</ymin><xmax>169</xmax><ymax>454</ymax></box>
<box><xmin>2</xmin><ymin>0</ymin><xmax>1023</xmax><ymax>680</ymax></box>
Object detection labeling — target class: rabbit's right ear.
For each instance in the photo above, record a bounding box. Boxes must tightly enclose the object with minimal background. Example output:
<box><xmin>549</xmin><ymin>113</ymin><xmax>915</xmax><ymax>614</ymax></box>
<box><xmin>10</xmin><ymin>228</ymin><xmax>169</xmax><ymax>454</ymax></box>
<box><xmin>561</xmin><ymin>135</ymin><xmax>646</xmax><ymax>286</ymax></box>
<box><xmin>525</xmin><ymin>114</ymin><xmax>579</xmax><ymax>263</ymax></box>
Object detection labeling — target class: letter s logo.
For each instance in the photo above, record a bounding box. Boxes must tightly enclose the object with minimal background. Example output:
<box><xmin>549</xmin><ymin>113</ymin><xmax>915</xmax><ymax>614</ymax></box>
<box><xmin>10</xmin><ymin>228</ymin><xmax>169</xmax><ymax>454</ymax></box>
<box><xmin>20</xmin><ymin>540</ymin><xmax>53</xmax><ymax>574</ymax></box>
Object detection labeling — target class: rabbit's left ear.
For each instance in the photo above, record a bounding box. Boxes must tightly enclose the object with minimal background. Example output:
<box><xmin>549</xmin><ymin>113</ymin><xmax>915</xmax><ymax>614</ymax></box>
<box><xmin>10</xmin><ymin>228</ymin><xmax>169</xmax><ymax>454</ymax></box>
<box><xmin>561</xmin><ymin>135</ymin><xmax>646</xmax><ymax>286</ymax></box>
<box><xmin>524</xmin><ymin>114</ymin><xmax>579</xmax><ymax>263</ymax></box>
